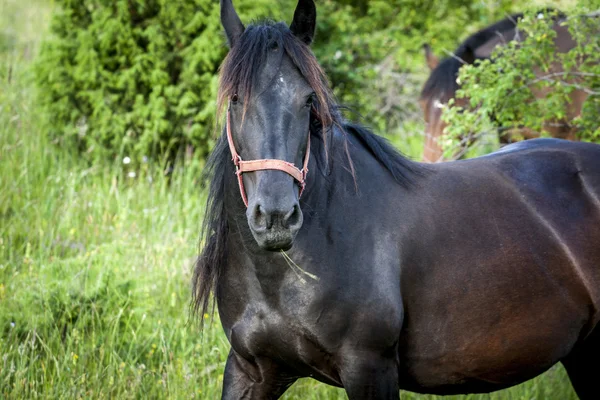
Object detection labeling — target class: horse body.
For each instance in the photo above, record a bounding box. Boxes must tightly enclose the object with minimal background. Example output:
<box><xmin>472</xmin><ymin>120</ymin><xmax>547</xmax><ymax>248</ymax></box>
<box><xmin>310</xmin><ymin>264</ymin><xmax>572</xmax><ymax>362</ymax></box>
<box><xmin>397</xmin><ymin>139</ymin><xmax>600</xmax><ymax>393</ymax></box>
<box><xmin>216</xmin><ymin>130</ymin><xmax>600</xmax><ymax>398</ymax></box>
<box><xmin>196</xmin><ymin>2</ymin><xmax>600</xmax><ymax>398</ymax></box>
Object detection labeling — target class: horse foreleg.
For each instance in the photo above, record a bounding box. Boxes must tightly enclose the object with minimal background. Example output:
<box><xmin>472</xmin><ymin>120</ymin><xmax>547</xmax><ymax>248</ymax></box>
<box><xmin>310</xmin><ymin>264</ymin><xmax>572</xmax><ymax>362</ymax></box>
<box><xmin>562</xmin><ymin>325</ymin><xmax>600</xmax><ymax>400</ymax></box>
<box><xmin>340</xmin><ymin>353</ymin><xmax>400</xmax><ymax>400</ymax></box>
<box><xmin>221</xmin><ymin>349</ymin><xmax>296</xmax><ymax>400</ymax></box>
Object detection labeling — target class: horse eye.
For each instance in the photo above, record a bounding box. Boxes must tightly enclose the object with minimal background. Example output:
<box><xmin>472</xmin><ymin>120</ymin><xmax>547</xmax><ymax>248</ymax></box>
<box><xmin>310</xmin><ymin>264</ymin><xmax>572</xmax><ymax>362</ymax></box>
<box><xmin>305</xmin><ymin>94</ymin><xmax>315</xmax><ymax>108</ymax></box>
<box><xmin>231</xmin><ymin>94</ymin><xmax>239</xmax><ymax>104</ymax></box>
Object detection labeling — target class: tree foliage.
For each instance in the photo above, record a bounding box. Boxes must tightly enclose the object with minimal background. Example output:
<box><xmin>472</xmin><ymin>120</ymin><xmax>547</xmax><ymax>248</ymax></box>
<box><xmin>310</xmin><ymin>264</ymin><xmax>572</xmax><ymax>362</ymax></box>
<box><xmin>313</xmin><ymin>0</ymin><xmax>514</xmax><ymax>133</ymax></box>
<box><xmin>35</xmin><ymin>0</ymin><xmax>274</xmax><ymax>163</ymax></box>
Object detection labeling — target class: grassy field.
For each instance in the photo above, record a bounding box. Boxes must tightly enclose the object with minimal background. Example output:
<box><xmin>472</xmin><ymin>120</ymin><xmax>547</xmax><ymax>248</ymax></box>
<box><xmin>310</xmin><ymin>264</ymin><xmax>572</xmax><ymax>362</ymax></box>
<box><xmin>0</xmin><ymin>0</ymin><xmax>579</xmax><ymax>399</ymax></box>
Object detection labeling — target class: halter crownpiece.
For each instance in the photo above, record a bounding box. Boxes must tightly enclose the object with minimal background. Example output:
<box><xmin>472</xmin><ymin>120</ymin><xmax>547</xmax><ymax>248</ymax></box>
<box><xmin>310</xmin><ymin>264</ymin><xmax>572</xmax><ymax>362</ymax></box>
<box><xmin>225</xmin><ymin>101</ymin><xmax>311</xmax><ymax>207</ymax></box>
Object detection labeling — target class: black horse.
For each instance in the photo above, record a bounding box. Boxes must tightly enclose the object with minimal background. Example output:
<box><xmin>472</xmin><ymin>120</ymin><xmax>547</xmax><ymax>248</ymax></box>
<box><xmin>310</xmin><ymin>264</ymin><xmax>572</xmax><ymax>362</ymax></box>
<box><xmin>193</xmin><ymin>1</ymin><xmax>600</xmax><ymax>398</ymax></box>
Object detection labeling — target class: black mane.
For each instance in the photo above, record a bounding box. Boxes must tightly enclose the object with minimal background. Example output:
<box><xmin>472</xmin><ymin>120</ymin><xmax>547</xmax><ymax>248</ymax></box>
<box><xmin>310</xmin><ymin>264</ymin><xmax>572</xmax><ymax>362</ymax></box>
<box><xmin>344</xmin><ymin>122</ymin><xmax>426</xmax><ymax>186</ymax></box>
<box><xmin>193</xmin><ymin>20</ymin><xmax>427</xmax><ymax>324</ymax></box>
<box><xmin>420</xmin><ymin>13</ymin><xmax>523</xmax><ymax>103</ymax></box>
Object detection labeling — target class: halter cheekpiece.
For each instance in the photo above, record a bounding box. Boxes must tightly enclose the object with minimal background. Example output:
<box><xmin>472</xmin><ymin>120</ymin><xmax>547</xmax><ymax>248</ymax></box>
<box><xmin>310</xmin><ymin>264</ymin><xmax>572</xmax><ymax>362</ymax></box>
<box><xmin>225</xmin><ymin>101</ymin><xmax>311</xmax><ymax>207</ymax></box>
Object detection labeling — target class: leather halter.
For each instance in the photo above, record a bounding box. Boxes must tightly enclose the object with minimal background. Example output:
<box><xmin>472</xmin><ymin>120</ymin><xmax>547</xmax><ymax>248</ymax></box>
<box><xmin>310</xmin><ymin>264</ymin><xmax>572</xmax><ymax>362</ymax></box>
<box><xmin>225</xmin><ymin>102</ymin><xmax>310</xmax><ymax>207</ymax></box>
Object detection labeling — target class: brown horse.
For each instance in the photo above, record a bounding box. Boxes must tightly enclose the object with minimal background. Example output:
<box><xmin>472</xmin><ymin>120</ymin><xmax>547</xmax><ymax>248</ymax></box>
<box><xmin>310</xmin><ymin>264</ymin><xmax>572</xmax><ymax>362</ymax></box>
<box><xmin>420</xmin><ymin>12</ymin><xmax>588</xmax><ymax>163</ymax></box>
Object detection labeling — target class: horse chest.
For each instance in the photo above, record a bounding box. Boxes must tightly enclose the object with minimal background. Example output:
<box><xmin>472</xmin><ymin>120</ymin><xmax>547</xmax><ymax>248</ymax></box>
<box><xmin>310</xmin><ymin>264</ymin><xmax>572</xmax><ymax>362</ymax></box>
<box><xmin>229</xmin><ymin>302</ymin><xmax>290</xmax><ymax>352</ymax></box>
<box><xmin>221</xmin><ymin>237</ymin><xmax>404</xmax><ymax>382</ymax></box>
<box><xmin>227</xmin><ymin>302</ymin><xmax>344</xmax><ymax>383</ymax></box>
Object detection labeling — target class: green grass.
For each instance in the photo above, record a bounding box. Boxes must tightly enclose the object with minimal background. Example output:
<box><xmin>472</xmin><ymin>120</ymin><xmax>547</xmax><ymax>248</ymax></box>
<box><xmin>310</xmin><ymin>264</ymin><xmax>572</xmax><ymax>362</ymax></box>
<box><xmin>0</xmin><ymin>1</ymin><xmax>578</xmax><ymax>398</ymax></box>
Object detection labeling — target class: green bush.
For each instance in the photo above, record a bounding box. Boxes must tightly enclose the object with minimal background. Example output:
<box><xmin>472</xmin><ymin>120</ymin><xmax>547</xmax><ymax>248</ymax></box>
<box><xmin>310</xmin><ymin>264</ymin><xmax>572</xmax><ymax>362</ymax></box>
<box><xmin>34</xmin><ymin>0</ymin><xmax>274</xmax><ymax>163</ymax></box>
<box><xmin>443</xmin><ymin>4</ymin><xmax>600</xmax><ymax>153</ymax></box>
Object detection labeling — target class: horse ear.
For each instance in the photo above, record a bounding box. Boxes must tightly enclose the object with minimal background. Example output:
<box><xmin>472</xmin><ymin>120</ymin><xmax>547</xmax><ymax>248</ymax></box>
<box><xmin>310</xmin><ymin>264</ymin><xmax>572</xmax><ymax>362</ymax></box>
<box><xmin>290</xmin><ymin>0</ymin><xmax>317</xmax><ymax>45</ymax></box>
<box><xmin>460</xmin><ymin>46</ymin><xmax>475</xmax><ymax>65</ymax></box>
<box><xmin>220</xmin><ymin>0</ymin><xmax>245</xmax><ymax>48</ymax></box>
<box><xmin>423</xmin><ymin>44</ymin><xmax>439</xmax><ymax>70</ymax></box>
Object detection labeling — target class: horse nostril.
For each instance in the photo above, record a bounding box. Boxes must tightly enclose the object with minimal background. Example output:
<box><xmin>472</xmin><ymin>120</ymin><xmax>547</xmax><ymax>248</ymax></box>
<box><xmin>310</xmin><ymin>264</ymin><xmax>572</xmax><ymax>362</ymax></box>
<box><xmin>265</xmin><ymin>208</ymin><xmax>273</xmax><ymax>230</ymax></box>
<box><xmin>283</xmin><ymin>204</ymin><xmax>302</xmax><ymax>229</ymax></box>
<box><xmin>251</xmin><ymin>203</ymin><xmax>301</xmax><ymax>232</ymax></box>
<box><xmin>252</xmin><ymin>204</ymin><xmax>267</xmax><ymax>231</ymax></box>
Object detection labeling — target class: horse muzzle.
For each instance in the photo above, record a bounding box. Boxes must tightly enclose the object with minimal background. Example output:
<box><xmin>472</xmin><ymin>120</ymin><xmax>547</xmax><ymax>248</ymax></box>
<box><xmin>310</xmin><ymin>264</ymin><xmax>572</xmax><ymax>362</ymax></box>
<box><xmin>247</xmin><ymin>198</ymin><xmax>303</xmax><ymax>251</ymax></box>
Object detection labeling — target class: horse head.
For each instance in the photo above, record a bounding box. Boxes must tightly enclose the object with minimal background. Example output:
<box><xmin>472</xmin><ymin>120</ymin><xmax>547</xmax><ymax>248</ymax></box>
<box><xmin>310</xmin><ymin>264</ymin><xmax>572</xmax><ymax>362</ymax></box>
<box><xmin>218</xmin><ymin>0</ymin><xmax>329</xmax><ymax>251</ymax></box>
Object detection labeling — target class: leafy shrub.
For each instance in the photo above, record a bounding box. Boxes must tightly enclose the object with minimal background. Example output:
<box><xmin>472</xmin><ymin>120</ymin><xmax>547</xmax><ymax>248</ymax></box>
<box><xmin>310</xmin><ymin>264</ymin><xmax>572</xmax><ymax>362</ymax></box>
<box><xmin>35</xmin><ymin>0</ymin><xmax>273</xmax><ymax>163</ymax></box>
<box><xmin>443</xmin><ymin>5</ymin><xmax>600</xmax><ymax>152</ymax></box>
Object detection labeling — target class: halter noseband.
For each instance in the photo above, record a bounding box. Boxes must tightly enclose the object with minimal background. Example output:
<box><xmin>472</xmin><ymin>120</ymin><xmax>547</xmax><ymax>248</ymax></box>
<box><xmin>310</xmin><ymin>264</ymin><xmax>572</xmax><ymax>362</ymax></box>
<box><xmin>225</xmin><ymin>102</ymin><xmax>311</xmax><ymax>207</ymax></box>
